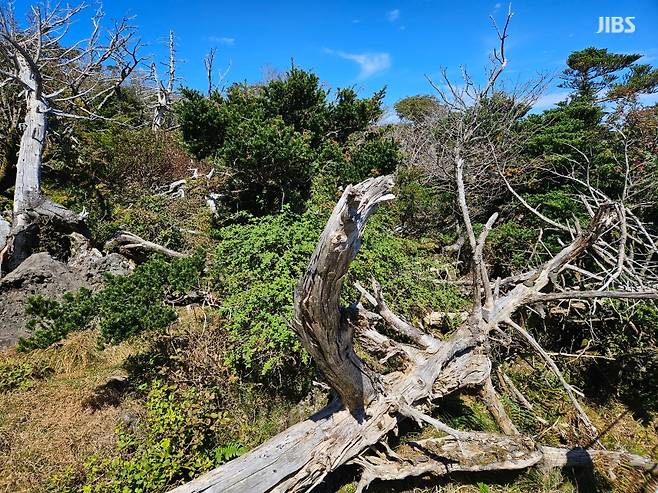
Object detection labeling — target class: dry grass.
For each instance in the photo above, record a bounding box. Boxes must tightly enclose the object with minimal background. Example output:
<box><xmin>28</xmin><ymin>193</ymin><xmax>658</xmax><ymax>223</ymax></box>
<box><xmin>1</xmin><ymin>321</ymin><xmax>656</xmax><ymax>493</ymax></box>
<box><xmin>0</xmin><ymin>330</ymin><xmax>140</xmax><ymax>493</ymax></box>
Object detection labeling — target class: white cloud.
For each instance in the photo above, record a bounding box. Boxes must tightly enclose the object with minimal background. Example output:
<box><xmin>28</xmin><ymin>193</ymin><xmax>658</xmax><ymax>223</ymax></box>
<box><xmin>209</xmin><ymin>36</ymin><xmax>235</xmax><ymax>46</ymax></box>
<box><xmin>532</xmin><ymin>91</ymin><xmax>569</xmax><ymax>110</ymax></box>
<box><xmin>387</xmin><ymin>9</ymin><xmax>400</xmax><ymax>22</ymax></box>
<box><xmin>493</xmin><ymin>2</ymin><xmax>502</xmax><ymax>13</ymax></box>
<box><xmin>325</xmin><ymin>49</ymin><xmax>391</xmax><ymax>79</ymax></box>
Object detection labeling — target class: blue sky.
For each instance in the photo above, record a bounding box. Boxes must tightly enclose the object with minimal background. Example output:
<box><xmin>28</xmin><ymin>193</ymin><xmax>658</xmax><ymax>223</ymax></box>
<box><xmin>12</xmin><ymin>0</ymin><xmax>658</xmax><ymax>113</ymax></box>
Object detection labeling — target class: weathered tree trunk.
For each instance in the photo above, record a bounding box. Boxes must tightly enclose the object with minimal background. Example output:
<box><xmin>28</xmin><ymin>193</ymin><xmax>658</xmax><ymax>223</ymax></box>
<box><xmin>0</xmin><ymin>217</ymin><xmax>10</xmax><ymax>270</ymax></box>
<box><xmin>170</xmin><ymin>176</ymin><xmax>658</xmax><ymax>493</ymax></box>
<box><xmin>293</xmin><ymin>176</ymin><xmax>394</xmax><ymax>413</ymax></box>
<box><xmin>13</xmin><ymin>95</ymin><xmax>47</xmax><ymax>213</ymax></box>
<box><xmin>151</xmin><ymin>31</ymin><xmax>176</xmax><ymax>132</ymax></box>
<box><xmin>3</xmin><ymin>94</ymin><xmax>49</xmax><ymax>270</ymax></box>
<box><xmin>4</xmin><ymin>95</ymin><xmax>87</xmax><ymax>270</ymax></box>
<box><xmin>152</xmin><ymin>92</ymin><xmax>169</xmax><ymax>131</ymax></box>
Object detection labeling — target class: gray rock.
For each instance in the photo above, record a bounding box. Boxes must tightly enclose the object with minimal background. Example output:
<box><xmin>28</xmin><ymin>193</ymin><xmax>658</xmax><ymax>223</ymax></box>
<box><xmin>0</xmin><ymin>248</ymin><xmax>133</xmax><ymax>348</ymax></box>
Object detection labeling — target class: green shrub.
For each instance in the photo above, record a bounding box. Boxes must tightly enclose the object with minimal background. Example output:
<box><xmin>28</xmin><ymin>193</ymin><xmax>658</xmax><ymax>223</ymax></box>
<box><xmin>209</xmin><ymin>205</ymin><xmax>323</xmax><ymax>381</ymax></box>
<box><xmin>19</xmin><ymin>255</ymin><xmax>205</xmax><ymax>351</ymax></box>
<box><xmin>342</xmin><ymin>131</ymin><xmax>400</xmax><ymax>184</ymax></box>
<box><xmin>392</xmin><ymin>166</ymin><xmax>454</xmax><ymax>237</ymax></box>
<box><xmin>524</xmin><ymin>189</ymin><xmax>587</xmax><ymax>225</ymax></box>
<box><xmin>19</xmin><ymin>289</ymin><xmax>97</xmax><ymax>351</ymax></box>
<box><xmin>330</xmin><ymin>87</ymin><xmax>385</xmax><ymax>143</ymax></box>
<box><xmin>394</xmin><ymin>94</ymin><xmax>442</xmax><ymax>123</ymax></box>
<box><xmin>103</xmin><ymin>194</ymin><xmax>188</xmax><ymax>250</ymax></box>
<box><xmin>55</xmin><ymin>381</ymin><xmax>244</xmax><ymax>493</ymax></box>
<box><xmin>349</xmin><ymin>213</ymin><xmax>467</xmax><ymax>323</ymax></box>
<box><xmin>210</xmin><ymin>204</ymin><xmax>466</xmax><ymax>384</ymax></box>
<box><xmin>175</xmin><ymin>89</ymin><xmax>228</xmax><ymax>160</ymax></box>
<box><xmin>218</xmin><ymin>114</ymin><xmax>316</xmax><ymax>215</ymax></box>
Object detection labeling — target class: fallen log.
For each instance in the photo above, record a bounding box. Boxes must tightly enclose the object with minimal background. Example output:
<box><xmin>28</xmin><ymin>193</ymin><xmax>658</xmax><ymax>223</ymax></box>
<box><xmin>169</xmin><ymin>174</ymin><xmax>656</xmax><ymax>493</ymax></box>
<box><xmin>104</xmin><ymin>231</ymin><xmax>184</xmax><ymax>259</ymax></box>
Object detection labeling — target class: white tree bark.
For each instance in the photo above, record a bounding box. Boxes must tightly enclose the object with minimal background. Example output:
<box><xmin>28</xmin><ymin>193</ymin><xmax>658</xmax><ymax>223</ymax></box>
<box><xmin>14</xmin><ymin>95</ymin><xmax>47</xmax><ymax>213</ymax></box>
<box><xmin>151</xmin><ymin>31</ymin><xmax>176</xmax><ymax>131</ymax></box>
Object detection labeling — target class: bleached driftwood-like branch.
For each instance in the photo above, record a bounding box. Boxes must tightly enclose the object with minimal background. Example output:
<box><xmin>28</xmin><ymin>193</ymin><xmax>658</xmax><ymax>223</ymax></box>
<box><xmin>169</xmin><ymin>172</ymin><xmax>655</xmax><ymax>493</ymax></box>
<box><xmin>104</xmin><ymin>231</ymin><xmax>184</xmax><ymax>259</ymax></box>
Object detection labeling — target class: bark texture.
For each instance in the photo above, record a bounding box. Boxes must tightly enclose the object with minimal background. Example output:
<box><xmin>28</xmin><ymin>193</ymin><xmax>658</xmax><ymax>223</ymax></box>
<box><xmin>14</xmin><ymin>97</ymin><xmax>47</xmax><ymax>213</ymax></box>
<box><xmin>293</xmin><ymin>175</ymin><xmax>394</xmax><ymax>412</ymax></box>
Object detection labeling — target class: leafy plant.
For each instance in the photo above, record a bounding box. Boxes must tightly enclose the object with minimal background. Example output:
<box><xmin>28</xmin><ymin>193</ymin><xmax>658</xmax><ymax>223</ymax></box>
<box><xmin>0</xmin><ymin>360</ymin><xmax>51</xmax><ymax>392</ymax></box>
<box><xmin>209</xmin><ymin>205</ymin><xmax>323</xmax><ymax>382</ymax></box>
<box><xmin>55</xmin><ymin>381</ymin><xmax>245</xmax><ymax>493</ymax></box>
<box><xmin>19</xmin><ymin>255</ymin><xmax>205</xmax><ymax>351</ymax></box>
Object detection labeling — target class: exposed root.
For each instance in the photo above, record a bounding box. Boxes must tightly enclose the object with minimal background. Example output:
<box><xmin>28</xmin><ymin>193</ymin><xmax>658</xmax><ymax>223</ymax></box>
<box><xmin>354</xmin><ymin>433</ymin><xmax>542</xmax><ymax>492</ymax></box>
<box><xmin>354</xmin><ymin>435</ymin><xmax>658</xmax><ymax>492</ymax></box>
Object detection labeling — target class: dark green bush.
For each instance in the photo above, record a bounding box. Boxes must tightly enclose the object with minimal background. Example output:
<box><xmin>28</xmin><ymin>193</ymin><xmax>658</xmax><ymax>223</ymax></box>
<box><xmin>219</xmin><ymin>114</ymin><xmax>316</xmax><ymax>215</ymax></box>
<box><xmin>175</xmin><ymin>66</ymin><xmax>398</xmax><ymax>216</ymax></box>
<box><xmin>19</xmin><ymin>255</ymin><xmax>205</xmax><ymax>351</ymax></box>
<box><xmin>342</xmin><ymin>132</ymin><xmax>400</xmax><ymax>184</ymax></box>
<box><xmin>330</xmin><ymin>87</ymin><xmax>384</xmax><ymax>143</ymax></box>
<box><xmin>209</xmin><ymin>203</ymin><xmax>467</xmax><ymax>384</ymax></box>
<box><xmin>176</xmin><ymin>89</ymin><xmax>228</xmax><ymax>160</ymax></box>
<box><xmin>19</xmin><ymin>289</ymin><xmax>97</xmax><ymax>351</ymax></box>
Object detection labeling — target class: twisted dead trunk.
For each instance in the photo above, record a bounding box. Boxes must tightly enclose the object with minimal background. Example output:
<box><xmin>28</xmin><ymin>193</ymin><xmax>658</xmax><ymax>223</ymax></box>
<box><xmin>3</xmin><ymin>82</ymin><xmax>85</xmax><ymax>272</ymax></box>
<box><xmin>170</xmin><ymin>177</ymin><xmax>656</xmax><ymax>493</ymax></box>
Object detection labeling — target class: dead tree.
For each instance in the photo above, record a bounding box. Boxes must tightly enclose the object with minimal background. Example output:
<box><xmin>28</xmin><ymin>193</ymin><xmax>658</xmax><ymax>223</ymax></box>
<box><xmin>170</xmin><ymin>173</ymin><xmax>657</xmax><ymax>493</ymax></box>
<box><xmin>204</xmin><ymin>47</ymin><xmax>216</xmax><ymax>97</ymax></box>
<box><xmin>104</xmin><ymin>230</ymin><xmax>184</xmax><ymax>259</ymax></box>
<box><xmin>0</xmin><ymin>2</ymin><xmax>142</xmax><ymax>271</ymax></box>
<box><xmin>169</xmin><ymin>9</ymin><xmax>658</xmax><ymax>493</ymax></box>
<box><xmin>150</xmin><ymin>30</ymin><xmax>176</xmax><ymax>131</ymax></box>
<box><xmin>204</xmin><ymin>47</ymin><xmax>231</xmax><ymax>97</ymax></box>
